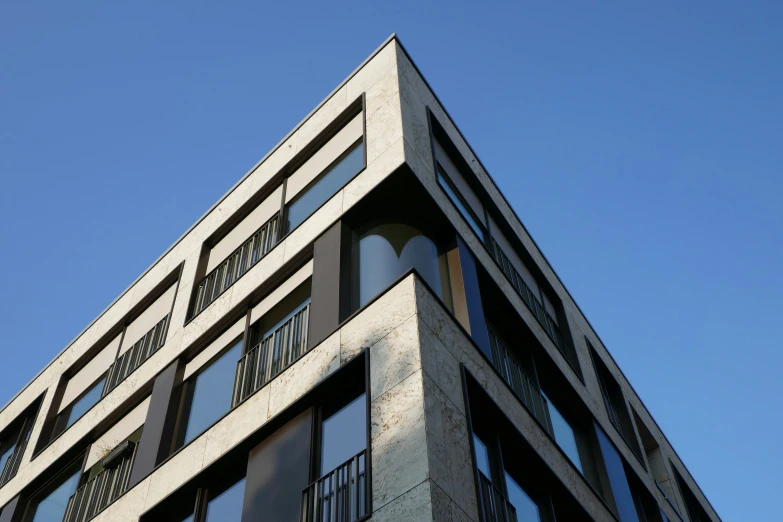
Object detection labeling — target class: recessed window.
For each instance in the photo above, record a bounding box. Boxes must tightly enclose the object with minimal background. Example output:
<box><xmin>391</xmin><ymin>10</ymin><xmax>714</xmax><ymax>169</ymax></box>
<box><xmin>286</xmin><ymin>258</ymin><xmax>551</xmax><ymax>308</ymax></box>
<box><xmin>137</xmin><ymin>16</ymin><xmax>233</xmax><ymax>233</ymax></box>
<box><xmin>320</xmin><ymin>394</ymin><xmax>366</xmax><ymax>475</ymax></box>
<box><xmin>472</xmin><ymin>434</ymin><xmax>492</xmax><ymax>478</ymax></box>
<box><xmin>505</xmin><ymin>472</ymin><xmax>542</xmax><ymax>522</ymax></box>
<box><xmin>204</xmin><ymin>478</ymin><xmax>246</xmax><ymax>522</ymax></box>
<box><xmin>178</xmin><ymin>341</ymin><xmax>243</xmax><ymax>447</ymax></box>
<box><xmin>356</xmin><ymin>223</ymin><xmax>451</xmax><ymax>308</ymax></box>
<box><xmin>437</xmin><ymin>168</ymin><xmax>485</xmax><ymax>241</ymax></box>
<box><xmin>286</xmin><ymin>142</ymin><xmax>364</xmax><ymax>233</ymax></box>
<box><xmin>543</xmin><ymin>394</ymin><xmax>583</xmax><ymax>474</ymax></box>
<box><xmin>55</xmin><ymin>376</ymin><xmax>106</xmax><ymax>435</ymax></box>
<box><xmin>26</xmin><ymin>467</ymin><xmax>80</xmax><ymax>522</ymax></box>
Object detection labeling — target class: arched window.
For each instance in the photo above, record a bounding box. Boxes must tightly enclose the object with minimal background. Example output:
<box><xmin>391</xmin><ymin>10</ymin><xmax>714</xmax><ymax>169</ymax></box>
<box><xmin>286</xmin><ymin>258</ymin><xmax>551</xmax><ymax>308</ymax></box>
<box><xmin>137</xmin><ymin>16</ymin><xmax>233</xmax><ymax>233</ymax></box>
<box><xmin>356</xmin><ymin>223</ymin><xmax>451</xmax><ymax>308</ymax></box>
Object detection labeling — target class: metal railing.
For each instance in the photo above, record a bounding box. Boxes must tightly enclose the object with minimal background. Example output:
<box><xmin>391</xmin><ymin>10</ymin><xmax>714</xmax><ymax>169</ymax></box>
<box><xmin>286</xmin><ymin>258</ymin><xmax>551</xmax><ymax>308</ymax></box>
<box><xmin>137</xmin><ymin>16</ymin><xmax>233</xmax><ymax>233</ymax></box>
<box><xmin>301</xmin><ymin>450</ymin><xmax>367</xmax><ymax>522</ymax></box>
<box><xmin>62</xmin><ymin>442</ymin><xmax>138</xmax><ymax>522</ymax></box>
<box><xmin>232</xmin><ymin>302</ymin><xmax>310</xmax><ymax>406</ymax></box>
<box><xmin>103</xmin><ymin>315</ymin><xmax>168</xmax><ymax>397</ymax></box>
<box><xmin>487</xmin><ymin>327</ymin><xmax>552</xmax><ymax>436</ymax></box>
<box><xmin>478</xmin><ymin>472</ymin><xmax>517</xmax><ymax>522</ymax></box>
<box><xmin>488</xmin><ymin>237</ymin><xmax>563</xmax><ymax>350</ymax></box>
<box><xmin>193</xmin><ymin>213</ymin><xmax>280</xmax><ymax>316</ymax></box>
<box><xmin>0</xmin><ymin>418</ymin><xmax>32</xmax><ymax>487</ymax></box>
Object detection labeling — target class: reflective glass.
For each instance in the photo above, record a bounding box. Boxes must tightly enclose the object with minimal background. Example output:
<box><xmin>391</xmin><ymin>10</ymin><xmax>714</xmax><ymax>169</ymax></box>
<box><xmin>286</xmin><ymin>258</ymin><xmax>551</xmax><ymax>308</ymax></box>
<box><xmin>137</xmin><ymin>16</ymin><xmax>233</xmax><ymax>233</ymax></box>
<box><xmin>205</xmin><ymin>478</ymin><xmax>246</xmax><ymax>522</ymax></box>
<box><xmin>437</xmin><ymin>170</ymin><xmax>484</xmax><ymax>241</ymax></box>
<box><xmin>595</xmin><ymin>425</ymin><xmax>640</xmax><ymax>522</ymax></box>
<box><xmin>472</xmin><ymin>434</ymin><xmax>491</xmax><ymax>478</ymax></box>
<box><xmin>183</xmin><ymin>341</ymin><xmax>243</xmax><ymax>445</ymax></box>
<box><xmin>505</xmin><ymin>472</ymin><xmax>541</xmax><ymax>522</ymax></box>
<box><xmin>321</xmin><ymin>394</ymin><xmax>366</xmax><ymax>475</ymax></box>
<box><xmin>358</xmin><ymin>224</ymin><xmax>442</xmax><ymax>307</ymax></box>
<box><xmin>287</xmin><ymin>142</ymin><xmax>364</xmax><ymax>232</ymax></box>
<box><xmin>544</xmin><ymin>395</ymin><xmax>583</xmax><ymax>473</ymax></box>
<box><xmin>29</xmin><ymin>470</ymin><xmax>80</xmax><ymax>522</ymax></box>
<box><xmin>64</xmin><ymin>378</ymin><xmax>106</xmax><ymax>430</ymax></box>
<box><xmin>0</xmin><ymin>437</ymin><xmax>17</xmax><ymax>475</ymax></box>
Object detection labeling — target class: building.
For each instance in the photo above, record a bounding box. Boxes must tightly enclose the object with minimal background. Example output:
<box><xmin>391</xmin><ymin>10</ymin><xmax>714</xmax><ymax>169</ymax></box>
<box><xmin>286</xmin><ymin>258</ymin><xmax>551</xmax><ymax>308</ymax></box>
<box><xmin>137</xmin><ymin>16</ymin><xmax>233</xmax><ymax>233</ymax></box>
<box><xmin>0</xmin><ymin>35</ymin><xmax>722</xmax><ymax>522</ymax></box>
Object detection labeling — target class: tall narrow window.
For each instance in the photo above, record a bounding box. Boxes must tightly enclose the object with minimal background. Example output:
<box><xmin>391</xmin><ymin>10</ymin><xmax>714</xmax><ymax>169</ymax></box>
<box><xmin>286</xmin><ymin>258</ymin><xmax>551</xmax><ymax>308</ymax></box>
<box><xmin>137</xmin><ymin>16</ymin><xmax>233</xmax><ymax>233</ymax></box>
<box><xmin>595</xmin><ymin>425</ymin><xmax>640</xmax><ymax>522</ymax></box>
<box><xmin>542</xmin><ymin>394</ymin><xmax>583</xmax><ymax>474</ymax></box>
<box><xmin>320</xmin><ymin>394</ymin><xmax>366</xmax><ymax>476</ymax></box>
<box><xmin>177</xmin><ymin>341</ymin><xmax>243</xmax><ymax>448</ymax></box>
<box><xmin>0</xmin><ymin>403</ymin><xmax>36</xmax><ymax>487</ymax></box>
<box><xmin>204</xmin><ymin>478</ymin><xmax>246</xmax><ymax>522</ymax></box>
<box><xmin>505</xmin><ymin>472</ymin><xmax>543</xmax><ymax>522</ymax></box>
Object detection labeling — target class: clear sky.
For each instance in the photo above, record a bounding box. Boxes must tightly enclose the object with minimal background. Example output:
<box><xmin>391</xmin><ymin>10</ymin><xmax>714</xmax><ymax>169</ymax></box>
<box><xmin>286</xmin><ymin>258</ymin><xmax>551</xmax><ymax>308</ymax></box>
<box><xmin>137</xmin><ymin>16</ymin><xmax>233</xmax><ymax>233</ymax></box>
<box><xmin>1</xmin><ymin>2</ymin><xmax>781</xmax><ymax>520</ymax></box>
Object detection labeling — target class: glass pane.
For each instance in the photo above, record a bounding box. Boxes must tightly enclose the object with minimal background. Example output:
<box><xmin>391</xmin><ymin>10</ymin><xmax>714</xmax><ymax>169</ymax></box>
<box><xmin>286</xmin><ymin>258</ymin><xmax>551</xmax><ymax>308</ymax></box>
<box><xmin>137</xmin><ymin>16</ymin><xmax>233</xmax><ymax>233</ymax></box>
<box><xmin>472</xmin><ymin>434</ymin><xmax>491</xmax><ymax>478</ymax></box>
<box><xmin>505</xmin><ymin>472</ymin><xmax>541</xmax><ymax>522</ymax></box>
<box><xmin>205</xmin><ymin>478</ymin><xmax>246</xmax><ymax>522</ymax></box>
<box><xmin>358</xmin><ymin>224</ymin><xmax>442</xmax><ymax>307</ymax></box>
<box><xmin>29</xmin><ymin>470</ymin><xmax>80</xmax><ymax>522</ymax></box>
<box><xmin>544</xmin><ymin>395</ymin><xmax>583</xmax><ymax>473</ymax></box>
<box><xmin>183</xmin><ymin>342</ymin><xmax>243</xmax><ymax>445</ymax></box>
<box><xmin>321</xmin><ymin>394</ymin><xmax>366</xmax><ymax>475</ymax></box>
<box><xmin>595</xmin><ymin>425</ymin><xmax>640</xmax><ymax>522</ymax></box>
<box><xmin>287</xmin><ymin>142</ymin><xmax>364</xmax><ymax>232</ymax></box>
<box><xmin>179</xmin><ymin>516</ymin><xmax>194</xmax><ymax>522</ymax></box>
<box><xmin>64</xmin><ymin>378</ymin><xmax>106</xmax><ymax>430</ymax></box>
<box><xmin>0</xmin><ymin>437</ymin><xmax>17</xmax><ymax>474</ymax></box>
<box><xmin>437</xmin><ymin>170</ymin><xmax>484</xmax><ymax>241</ymax></box>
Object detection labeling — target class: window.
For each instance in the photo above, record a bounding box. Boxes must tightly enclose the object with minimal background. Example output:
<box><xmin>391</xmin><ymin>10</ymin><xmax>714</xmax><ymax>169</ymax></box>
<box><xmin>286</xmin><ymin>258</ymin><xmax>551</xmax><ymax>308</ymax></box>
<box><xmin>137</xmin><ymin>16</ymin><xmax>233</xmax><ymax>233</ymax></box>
<box><xmin>437</xmin><ymin>168</ymin><xmax>485</xmax><ymax>240</ymax></box>
<box><xmin>595</xmin><ymin>425</ymin><xmax>641</xmax><ymax>522</ymax></box>
<box><xmin>177</xmin><ymin>341</ymin><xmax>243</xmax><ymax>448</ymax></box>
<box><xmin>204</xmin><ymin>478</ymin><xmax>246</xmax><ymax>522</ymax></box>
<box><xmin>287</xmin><ymin>141</ymin><xmax>364</xmax><ymax>233</ymax></box>
<box><xmin>320</xmin><ymin>393</ymin><xmax>366</xmax><ymax>475</ymax></box>
<box><xmin>505</xmin><ymin>472</ymin><xmax>543</xmax><ymax>522</ymax></box>
<box><xmin>543</xmin><ymin>394</ymin><xmax>583</xmax><ymax>474</ymax></box>
<box><xmin>356</xmin><ymin>223</ymin><xmax>451</xmax><ymax>308</ymax></box>
<box><xmin>25</xmin><ymin>464</ymin><xmax>81</xmax><ymax>522</ymax></box>
<box><xmin>589</xmin><ymin>342</ymin><xmax>644</xmax><ymax>463</ymax></box>
<box><xmin>54</xmin><ymin>376</ymin><xmax>106</xmax><ymax>436</ymax></box>
<box><xmin>0</xmin><ymin>400</ymin><xmax>37</xmax><ymax>486</ymax></box>
<box><xmin>671</xmin><ymin>465</ymin><xmax>713</xmax><ymax>522</ymax></box>
<box><xmin>473</xmin><ymin>434</ymin><xmax>492</xmax><ymax>478</ymax></box>
<box><xmin>151</xmin><ymin>476</ymin><xmax>247</xmax><ymax>522</ymax></box>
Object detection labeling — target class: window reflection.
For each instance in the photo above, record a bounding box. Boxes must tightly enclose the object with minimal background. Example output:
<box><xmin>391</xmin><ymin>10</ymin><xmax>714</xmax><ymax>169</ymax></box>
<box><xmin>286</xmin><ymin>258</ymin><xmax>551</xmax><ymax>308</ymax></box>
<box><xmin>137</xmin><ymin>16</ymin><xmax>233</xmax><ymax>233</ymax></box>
<box><xmin>472</xmin><ymin>434</ymin><xmax>492</xmax><ymax>478</ymax></box>
<box><xmin>357</xmin><ymin>223</ymin><xmax>447</xmax><ymax>307</ymax></box>
<box><xmin>437</xmin><ymin>169</ymin><xmax>484</xmax><ymax>241</ymax></box>
<box><xmin>287</xmin><ymin>142</ymin><xmax>364</xmax><ymax>233</ymax></box>
<box><xmin>61</xmin><ymin>377</ymin><xmax>106</xmax><ymax>432</ymax></box>
<box><xmin>182</xmin><ymin>342</ymin><xmax>243</xmax><ymax>446</ymax></box>
<box><xmin>205</xmin><ymin>478</ymin><xmax>246</xmax><ymax>522</ymax></box>
<box><xmin>505</xmin><ymin>472</ymin><xmax>541</xmax><ymax>522</ymax></box>
<box><xmin>543</xmin><ymin>394</ymin><xmax>583</xmax><ymax>473</ymax></box>
<box><xmin>28</xmin><ymin>470</ymin><xmax>80</xmax><ymax>522</ymax></box>
<box><xmin>321</xmin><ymin>394</ymin><xmax>366</xmax><ymax>475</ymax></box>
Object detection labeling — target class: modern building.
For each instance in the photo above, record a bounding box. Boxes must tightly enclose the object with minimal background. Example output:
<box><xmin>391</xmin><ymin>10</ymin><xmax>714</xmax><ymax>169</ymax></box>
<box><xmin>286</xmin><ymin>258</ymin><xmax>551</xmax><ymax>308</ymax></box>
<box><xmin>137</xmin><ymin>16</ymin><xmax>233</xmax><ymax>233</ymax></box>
<box><xmin>0</xmin><ymin>35</ymin><xmax>722</xmax><ymax>522</ymax></box>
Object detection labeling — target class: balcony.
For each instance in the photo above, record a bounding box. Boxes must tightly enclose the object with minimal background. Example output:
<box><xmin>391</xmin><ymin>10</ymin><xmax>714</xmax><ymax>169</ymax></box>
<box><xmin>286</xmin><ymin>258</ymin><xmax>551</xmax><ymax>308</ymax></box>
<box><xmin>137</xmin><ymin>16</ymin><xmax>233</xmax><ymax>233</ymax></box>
<box><xmin>487</xmin><ymin>327</ymin><xmax>552</xmax><ymax>436</ymax></box>
<box><xmin>193</xmin><ymin>213</ymin><xmax>280</xmax><ymax>316</ymax></box>
<box><xmin>478</xmin><ymin>472</ymin><xmax>517</xmax><ymax>522</ymax></box>
<box><xmin>231</xmin><ymin>302</ymin><xmax>310</xmax><ymax>406</ymax></box>
<box><xmin>301</xmin><ymin>450</ymin><xmax>368</xmax><ymax>522</ymax></box>
<box><xmin>62</xmin><ymin>441</ymin><xmax>138</xmax><ymax>522</ymax></box>
<box><xmin>103</xmin><ymin>315</ymin><xmax>168</xmax><ymax>397</ymax></box>
<box><xmin>487</xmin><ymin>238</ymin><xmax>563</xmax><ymax>351</ymax></box>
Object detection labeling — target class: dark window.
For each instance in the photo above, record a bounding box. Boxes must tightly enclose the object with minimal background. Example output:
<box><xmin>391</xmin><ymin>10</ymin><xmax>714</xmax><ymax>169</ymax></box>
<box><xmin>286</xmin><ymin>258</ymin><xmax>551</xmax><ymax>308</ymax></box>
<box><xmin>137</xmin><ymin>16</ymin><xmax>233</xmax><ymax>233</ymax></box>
<box><xmin>356</xmin><ymin>223</ymin><xmax>451</xmax><ymax>308</ymax></box>
<box><xmin>178</xmin><ymin>341</ymin><xmax>243</xmax><ymax>448</ymax></box>
<box><xmin>25</xmin><ymin>466</ymin><xmax>81</xmax><ymax>522</ymax></box>
<box><xmin>320</xmin><ymin>393</ymin><xmax>366</xmax><ymax>475</ymax></box>
<box><xmin>437</xmin><ymin>167</ymin><xmax>485</xmax><ymax>241</ymax></box>
<box><xmin>0</xmin><ymin>398</ymin><xmax>40</xmax><ymax>486</ymax></box>
<box><xmin>287</xmin><ymin>142</ymin><xmax>364</xmax><ymax>233</ymax></box>
<box><xmin>671</xmin><ymin>465</ymin><xmax>713</xmax><ymax>522</ymax></box>
<box><xmin>55</xmin><ymin>377</ymin><xmax>106</xmax><ymax>435</ymax></box>
<box><xmin>588</xmin><ymin>342</ymin><xmax>644</xmax><ymax>463</ymax></box>
<box><xmin>505</xmin><ymin>472</ymin><xmax>543</xmax><ymax>522</ymax></box>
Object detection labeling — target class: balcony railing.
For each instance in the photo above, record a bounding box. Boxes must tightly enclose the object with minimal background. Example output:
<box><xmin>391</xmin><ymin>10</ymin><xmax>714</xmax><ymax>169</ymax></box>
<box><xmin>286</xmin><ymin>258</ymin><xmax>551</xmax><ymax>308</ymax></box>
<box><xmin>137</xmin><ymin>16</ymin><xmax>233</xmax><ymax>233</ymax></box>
<box><xmin>102</xmin><ymin>315</ymin><xmax>168</xmax><ymax>397</ymax></box>
<box><xmin>488</xmin><ymin>237</ymin><xmax>563</xmax><ymax>350</ymax></box>
<box><xmin>193</xmin><ymin>213</ymin><xmax>280</xmax><ymax>316</ymax></box>
<box><xmin>0</xmin><ymin>418</ymin><xmax>32</xmax><ymax>487</ymax></box>
<box><xmin>487</xmin><ymin>327</ymin><xmax>552</xmax><ymax>436</ymax></box>
<box><xmin>63</xmin><ymin>441</ymin><xmax>138</xmax><ymax>522</ymax></box>
<box><xmin>301</xmin><ymin>450</ymin><xmax>368</xmax><ymax>522</ymax></box>
<box><xmin>478</xmin><ymin>472</ymin><xmax>517</xmax><ymax>522</ymax></box>
<box><xmin>232</xmin><ymin>302</ymin><xmax>310</xmax><ymax>407</ymax></box>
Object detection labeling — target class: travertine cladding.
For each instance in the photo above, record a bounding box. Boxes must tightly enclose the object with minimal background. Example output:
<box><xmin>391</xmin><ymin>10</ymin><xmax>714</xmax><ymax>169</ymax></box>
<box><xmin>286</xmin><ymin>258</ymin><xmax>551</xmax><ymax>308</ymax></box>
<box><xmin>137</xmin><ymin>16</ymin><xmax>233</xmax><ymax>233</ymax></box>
<box><xmin>0</xmin><ymin>39</ymin><xmax>406</xmax><ymax>508</ymax></box>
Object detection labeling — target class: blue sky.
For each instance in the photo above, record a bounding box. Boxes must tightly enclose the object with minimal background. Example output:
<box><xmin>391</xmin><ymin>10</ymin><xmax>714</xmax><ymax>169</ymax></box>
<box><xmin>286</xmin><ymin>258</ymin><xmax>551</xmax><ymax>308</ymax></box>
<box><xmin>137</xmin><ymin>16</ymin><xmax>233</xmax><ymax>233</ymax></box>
<box><xmin>1</xmin><ymin>2</ymin><xmax>781</xmax><ymax>520</ymax></box>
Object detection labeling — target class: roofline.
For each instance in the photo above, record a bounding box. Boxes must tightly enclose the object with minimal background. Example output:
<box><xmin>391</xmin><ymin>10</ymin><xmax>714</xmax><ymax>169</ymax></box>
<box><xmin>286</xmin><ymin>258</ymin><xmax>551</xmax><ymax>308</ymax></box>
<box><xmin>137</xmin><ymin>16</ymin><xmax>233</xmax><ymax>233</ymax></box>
<box><xmin>0</xmin><ymin>33</ymin><xmax>399</xmax><ymax>415</ymax></box>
